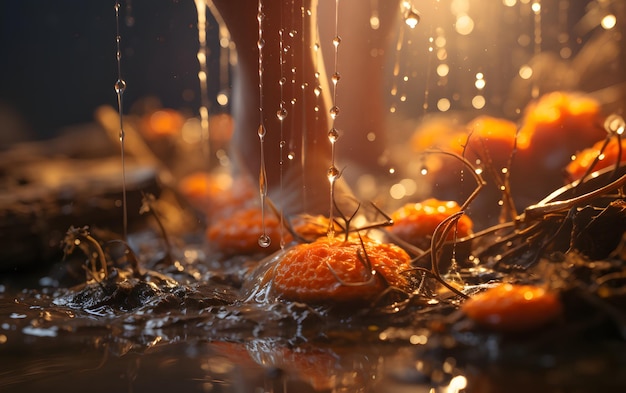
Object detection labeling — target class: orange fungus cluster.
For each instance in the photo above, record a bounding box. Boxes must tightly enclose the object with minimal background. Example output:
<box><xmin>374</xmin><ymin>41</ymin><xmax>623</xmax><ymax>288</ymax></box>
<box><xmin>270</xmin><ymin>236</ymin><xmax>412</xmax><ymax>304</ymax></box>
<box><xmin>389</xmin><ymin>198</ymin><xmax>473</xmax><ymax>247</ymax></box>
<box><xmin>462</xmin><ymin>283</ymin><xmax>563</xmax><ymax>332</ymax></box>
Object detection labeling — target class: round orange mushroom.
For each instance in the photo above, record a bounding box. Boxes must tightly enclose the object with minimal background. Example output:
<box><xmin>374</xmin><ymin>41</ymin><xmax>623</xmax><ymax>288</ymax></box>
<box><xmin>462</xmin><ymin>283</ymin><xmax>563</xmax><ymax>332</ymax></box>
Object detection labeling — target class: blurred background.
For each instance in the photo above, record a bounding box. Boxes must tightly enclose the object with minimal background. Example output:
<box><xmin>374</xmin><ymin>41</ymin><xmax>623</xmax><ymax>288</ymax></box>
<box><xmin>0</xmin><ymin>1</ymin><xmax>222</xmax><ymax>146</ymax></box>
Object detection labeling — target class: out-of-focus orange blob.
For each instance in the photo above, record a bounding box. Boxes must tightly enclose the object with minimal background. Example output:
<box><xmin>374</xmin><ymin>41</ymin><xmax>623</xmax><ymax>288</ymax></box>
<box><xmin>519</xmin><ymin>91</ymin><xmax>604</xmax><ymax>155</ymax></box>
<box><xmin>178</xmin><ymin>172</ymin><xmax>255</xmax><ymax>218</ymax></box>
<box><xmin>208</xmin><ymin>113</ymin><xmax>234</xmax><ymax>144</ymax></box>
<box><xmin>141</xmin><ymin>109</ymin><xmax>185</xmax><ymax>138</ymax></box>
<box><xmin>462</xmin><ymin>283</ymin><xmax>563</xmax><ymax>332</ymax></box>
<box><xmin>271</xmin><ymin>236</ymin><xmax>412</xmax><ymax>304</ymax></box>
<box><xmin>389</xmin><ymin>198</ymin><xmax>473</xmax><ymax>248</ymax></box>
<box><xmin>566</xmin><ymin>137</ymin><xmax>626</xmax><ymax>180</ymax></box>
<box><xmin>206</xmin><ymin>207</ymin><xmax>286</xmax><ymax>256</ymax></box>
<box><xmin>463</xmin><ymin>116</ymin><xmax>519</xmax><ymax>167</ymax></box>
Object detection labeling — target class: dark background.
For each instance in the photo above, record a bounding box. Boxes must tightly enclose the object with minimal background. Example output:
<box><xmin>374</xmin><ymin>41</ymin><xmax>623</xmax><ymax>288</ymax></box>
<box><xmin>0</xmin><ymin>0</ymin><xmax>221</xmax><ymax>144</ymax></box>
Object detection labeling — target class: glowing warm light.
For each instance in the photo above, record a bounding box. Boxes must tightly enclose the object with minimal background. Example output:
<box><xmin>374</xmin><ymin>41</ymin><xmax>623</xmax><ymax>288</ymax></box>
<box><xmin>435</xmin><ymin>36</ymin><xmax>447</xmax><ymax>48</ymax></box>
<box><xmin>389</xmin><ymin>183</ymin><xmax>406</xmax><ymax>199</ymax></box>
<box><xmin>198</xmin><ymin>70</ymin><xmax>207</xmax><ymax>83</ymax></box>
<box><xmin>471</xmin><ymin>95</ymin><xmax>486</xmax><ymax>109</ymax></box>
<box><xmin>181</xmin><ymin>118</ymin><xmax>202</xmax><ymax>144</ymax></box>
<box><xmin>474</xmin><ymin>79</ymin><xmax>486</xmax><ymax>89</ymax></box>
<box><xmin>370</xmin><ymin>15</ymin><xmax>380</xmax><ymax>30</ymax></box>
<box><xmin>519</xmin><ymin>65</ymin><xmax>533</xmax><ymax>79</ymax></box>
<box><xmin>446</xmin><ymin>375</ymin><xmax>468</xmax><ymax>393</ymax></box>
<box><xmin>437</xmin><ymin>98</ymin><xmax>451</xmax><ymax>112</ymax></box>
<box><xmin>531</xmin><ymin>2</ymin><xmax>541</xmax><ymax>14</ymax></box>
<box><xmin>503</xmin><ymin>0</ymin><xmax>517</xmax><ymax>6</ymax></box>
<box><xmin>437</xmin><ymin>63</ymin><xmax>450</xmax><ymax>77</ymax></box>
<box><xmin>400</xmin><ymin>178</ymin><xmax>417</xmax><ymax>196</ymax></box>
<box><xmin>216</xmin><ymin>92</ymin><xmax>229</xmax><ymax>106</ymax></box>
<box><xmin>455</xmin><ymin>15</ymin><xmax>474</xmax><ymax>35</ymax></box>
<box><xmin>601</xmin><ymin>14</ymin><xmax>617</xmax><ymax>30</ymax></box>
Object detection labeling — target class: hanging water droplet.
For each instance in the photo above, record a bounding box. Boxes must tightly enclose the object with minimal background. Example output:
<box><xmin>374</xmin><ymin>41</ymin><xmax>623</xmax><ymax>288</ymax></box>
<box><xmin>604</xmin><ymin>114</ymin><xmax>625</xmax><ymax>135</ymax></box>
<box><xmin>404</xmin><ymin>9</ymin><xmax>421</xmax><ymax>29</ymax></box>
<box><xmin>279</xmin><ymin>77</ymin><xmax>287</xmax><ymax>86</ymax></box>
<box><xmin>314</xmin><ymin>86</ymin><xmax>322</xmax><ymax>97</ymax></box>
<box><xmin>257</xmin><ymin>12</ymin><xmax>265</xmax><ymax>23</ymax></box>
<box><xmin>330</xmin><ymin>106</ymin><xmax>340</xmax><ymax>119</ymax></box>
<box><xmin>331</xmin><ymin>71</ymin><xmax>341</xmax><ymax>85</ymax></box>
<box><xmin>332</xmin><ymin>35</ymin><xmax>342</xmax><ymax>47</ymax></box>
<box><xmin>328</xmin><ymin>128</ymin><xmax>339</xmax><ymax>143</ymax></box>
<box><xmin>276</xmin><ymin>107</ymin><xmax>288</xmax><ymax>121</ymax></box>
<box><xmin>287</xmin><ymin>151</ymin><xmax>295</xmax><ymax>160</ymax></box>
<box><xmin>257</xmin><ymin>38</ymin><xmax>265</xmax><ymax>49</ymax></box>
<box><xmin>114</xmin><ymin>79</ymin><xmax>126</xmax><ymax>94</ymax></box>
<box><xmin>289</xmin><ymin>29</ymin><xmax>297</xmax><ymax>38</ymax></box>
<box><xmin>258</xmin><ymin>234</ymin><xmax>271</xmax><ymax>248</ymax></box>
<box><xmin>327</xmin><ymin>166</ymin><xmax>340</xmax><ymax>182</ymax></box>
<box><xmin>257</xmin><ymin>124</ymin><xmax>266</xmax><ymax>140</ymax></box>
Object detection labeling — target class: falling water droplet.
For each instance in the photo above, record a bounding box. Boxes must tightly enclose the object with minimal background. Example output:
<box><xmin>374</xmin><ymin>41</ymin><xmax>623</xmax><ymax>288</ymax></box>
<box><xmin>258</xmin><ymin>234</ymin><xmax>271</xmax><ymax>248</ymax></box>
<box><xmin>276</xmin><ymin>107</ymin><xmax>288</xmax><ymax>121</ymax></box>
<box><xmin>404</xmin><ymin>9</ymin><xmax>421</xmax><ymax>28</ymax></box>
<box><xmin>332</xmin><ymin>35</ymin><xmax>342</xmax><ymax>47</ymax></box>
<box><xmin>330</xmin><ymin>106</ymin><xmax>340</xmax><ymax>119</ymax></box>
<box><xmin>257</xmin><ymin>124</ymin><xmax>266</xmax><ymax>140</ymax></box>
<box><xmin>328</xmin><ymin>128</ymin><xmax>339</xmax><ymax>143</ymax></box>
<box><xmin>327</xmin><ymin>166</ymin><xmax>340</xmax><ymax>182</ymax></box>
<box><xmin>114</xmin><ymin>79</ymin><xmax>126</xmax><ymax>94</ymax></box>
<box><xmin>331</xmin><ymin>71</ymin><xmax>341</xmax><ymax>85</ymax></box>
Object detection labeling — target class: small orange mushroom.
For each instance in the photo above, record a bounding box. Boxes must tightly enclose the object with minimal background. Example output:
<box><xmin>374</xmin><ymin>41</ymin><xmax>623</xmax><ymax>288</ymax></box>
<box><xmin>462</xmin><ymin>283</ymin><xmax>563</xmax><ymax>332</ymax></box>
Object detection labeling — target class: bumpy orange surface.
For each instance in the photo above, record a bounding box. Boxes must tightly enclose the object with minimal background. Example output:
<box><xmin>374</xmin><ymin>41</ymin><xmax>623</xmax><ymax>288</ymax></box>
<box><xmin>462</xmin><ymin>283</ymin><xmax>563</xmax><ymax>332</ymax></box>
<box><xmin>389</xmin><ymin>199</ymin><xmax>473</xmax><ymax>246</ymax></box>
<box><xmin>566</xmin><ymin>137</ymin><xmax>626</xmax><ymax>180</ymax></box>
<box><xmin>271</xmin><ymin>236</ymin><xmax>412</xmax><ymax>304</ymax></box>
<box><xmin>206</xmin><ymin>207</ymin><xmax>286</xmax><ymax>255</ymax></box>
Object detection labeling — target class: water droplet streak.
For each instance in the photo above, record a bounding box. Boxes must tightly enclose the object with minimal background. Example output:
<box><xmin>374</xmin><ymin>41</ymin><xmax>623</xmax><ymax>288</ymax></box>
<box><xmin>114</xmin><ymin>1</ymin><xmax>128</xmax><ymax>240</ymax></box>
<box><xmin>327</xmin><ymin>0</ymin><xmax>342</xmax><ymax>238</ymax></box>
<box><xmin>194</xmin><ymin>0</ymin><xmax>212</xmax><ymax>164</ymax></box>
<box><xmin>257</xmin><ymin>0</ymin><xmax>270</xmax><ymax>248</ymax></box>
